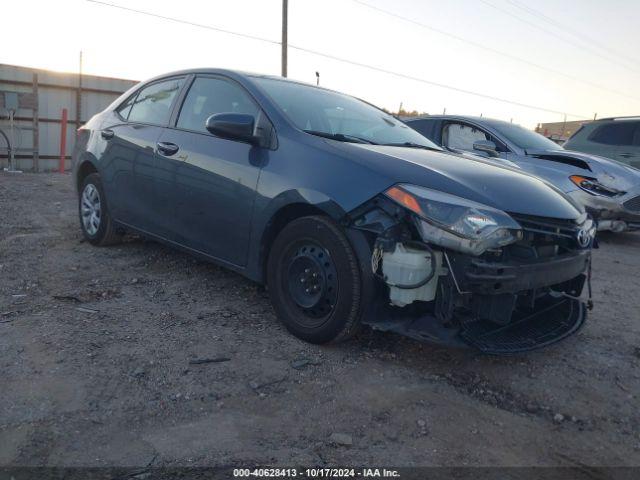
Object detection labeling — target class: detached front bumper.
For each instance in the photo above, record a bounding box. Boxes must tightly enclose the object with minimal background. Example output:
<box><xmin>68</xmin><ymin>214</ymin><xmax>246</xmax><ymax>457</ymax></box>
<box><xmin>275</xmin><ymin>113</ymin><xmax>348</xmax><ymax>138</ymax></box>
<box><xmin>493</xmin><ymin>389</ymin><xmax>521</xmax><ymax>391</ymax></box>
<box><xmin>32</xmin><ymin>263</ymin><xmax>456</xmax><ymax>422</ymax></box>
<box><xmin>366</xmin><ymin>295</ymin><xmax>587</xmax><ymax>355</ymax></box>
<box><xmin>567</xmin><ymin>189</ymin><xmax>640</xmax><ymax>231</ymax></box>
<box><xmin>363</xmin><ymin>249</ymin><xmax>590</xmax><ymax>354</ymax></box>
<box><xmin>349</xmin><ymin>196</ymin><xmax>592</xmax><ymax>354</ymax></box>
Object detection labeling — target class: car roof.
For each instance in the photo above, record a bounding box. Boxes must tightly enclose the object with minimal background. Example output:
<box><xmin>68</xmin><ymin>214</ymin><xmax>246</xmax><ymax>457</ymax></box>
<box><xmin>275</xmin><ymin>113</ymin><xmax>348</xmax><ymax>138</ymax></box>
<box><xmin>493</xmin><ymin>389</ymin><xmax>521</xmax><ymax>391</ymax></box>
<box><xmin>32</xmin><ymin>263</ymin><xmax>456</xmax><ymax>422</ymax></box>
<box><xmin>142</xmin><ymin>68</ymin><xmax>344</xmax><ymax>95</ymax></box>
<box><xmin>592</xmin><ymin>116</ymin><xmax>640</xmax><ymax>122</ymax></box>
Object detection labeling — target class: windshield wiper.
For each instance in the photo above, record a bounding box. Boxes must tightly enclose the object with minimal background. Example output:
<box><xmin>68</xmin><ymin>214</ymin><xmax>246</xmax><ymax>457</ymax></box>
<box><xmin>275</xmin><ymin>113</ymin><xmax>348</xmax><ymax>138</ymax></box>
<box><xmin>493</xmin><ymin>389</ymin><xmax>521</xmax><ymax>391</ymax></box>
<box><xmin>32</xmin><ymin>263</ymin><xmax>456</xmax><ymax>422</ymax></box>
<box><xmin>380</xmin><ymin>142</ymin><xmax>442</xmax><ymax>151</ymax></box>
<box><xmin>303</xmin><ymin>130</ymin><xmax>377</xmax><ymax>144</ymax></box>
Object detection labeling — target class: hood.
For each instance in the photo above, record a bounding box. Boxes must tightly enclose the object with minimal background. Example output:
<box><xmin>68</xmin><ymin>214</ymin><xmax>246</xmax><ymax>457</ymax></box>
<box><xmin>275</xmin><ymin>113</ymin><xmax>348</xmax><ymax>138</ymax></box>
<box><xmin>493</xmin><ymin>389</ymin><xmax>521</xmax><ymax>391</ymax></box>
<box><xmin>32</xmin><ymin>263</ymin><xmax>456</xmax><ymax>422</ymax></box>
<box><xmin>457</xmin><ymin>150</ymin><xmax>521</xmax><ymax>169</ymax></box>
<box><xmin>526</xmin><ymin>149</ymin><xmax>640</xmax><ymax>191</ymax></box>
<box><xmin>337</xmin><ymin>143</ymin><xmax>583</xmax><ymax>220</ymax></box>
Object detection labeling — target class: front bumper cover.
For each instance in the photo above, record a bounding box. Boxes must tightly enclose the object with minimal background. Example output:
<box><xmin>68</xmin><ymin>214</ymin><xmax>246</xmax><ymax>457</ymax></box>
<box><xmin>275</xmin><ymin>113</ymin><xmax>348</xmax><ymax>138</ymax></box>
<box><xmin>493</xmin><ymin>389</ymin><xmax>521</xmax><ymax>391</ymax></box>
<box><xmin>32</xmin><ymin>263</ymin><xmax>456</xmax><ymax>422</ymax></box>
<box><xmin>363</xmin><ymin>251</ymin><xmax>590</xmax><ymax>354</ymax></box>
<box><xmin>366</xmin><ymin>296</ymin><xmax>586</xmax><ymax>355</ymax></box>
<box><xmin>567</xmin><ymin>189</ymin><xmax>640</xmax><ymax>231</ymax></box>
<box><xmin>446</xmin><ymin>249</ymin><xmax>590</xmax><ymax>295</ymax></box>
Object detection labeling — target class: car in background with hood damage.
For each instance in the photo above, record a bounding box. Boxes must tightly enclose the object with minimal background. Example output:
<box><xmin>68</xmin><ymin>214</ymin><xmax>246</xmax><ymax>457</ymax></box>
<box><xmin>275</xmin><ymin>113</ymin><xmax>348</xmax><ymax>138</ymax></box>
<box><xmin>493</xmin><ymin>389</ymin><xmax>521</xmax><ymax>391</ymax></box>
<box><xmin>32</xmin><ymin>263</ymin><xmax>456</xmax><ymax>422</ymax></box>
<box><xmin>404</xmin><ymin>115</ymin><xmax>640</xmax><ymax>233</ymax></box>
<box><xmin>73</xmin><ymin>69</ymin><xmax>595</xmax><ymax>354</ymax></box>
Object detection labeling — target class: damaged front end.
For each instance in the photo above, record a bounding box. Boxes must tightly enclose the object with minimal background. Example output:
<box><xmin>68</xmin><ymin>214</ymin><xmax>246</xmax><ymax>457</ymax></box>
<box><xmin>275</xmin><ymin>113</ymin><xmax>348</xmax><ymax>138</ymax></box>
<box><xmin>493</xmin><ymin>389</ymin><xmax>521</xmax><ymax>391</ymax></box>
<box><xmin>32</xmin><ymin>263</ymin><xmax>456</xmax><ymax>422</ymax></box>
<box><xmin>348</xmin><ymin>184</ymin><xmax>596</xmax><ymax>354</ymax></box>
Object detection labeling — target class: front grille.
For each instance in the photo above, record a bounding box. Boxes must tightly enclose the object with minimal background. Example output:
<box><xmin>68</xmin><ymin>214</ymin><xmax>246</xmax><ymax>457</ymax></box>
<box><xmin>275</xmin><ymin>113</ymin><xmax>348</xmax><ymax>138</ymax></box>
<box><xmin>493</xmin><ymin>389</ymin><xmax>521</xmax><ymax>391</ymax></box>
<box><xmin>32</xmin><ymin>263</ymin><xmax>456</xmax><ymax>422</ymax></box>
<box><xmin>623</xmin><ymin>195</ymin><xmax>640</xmax><ymax>212</ymax></box>
<box><xmin>505</xmin><ymin>214</ymin><xmax>588</xmax><ymax>260</ymax></box>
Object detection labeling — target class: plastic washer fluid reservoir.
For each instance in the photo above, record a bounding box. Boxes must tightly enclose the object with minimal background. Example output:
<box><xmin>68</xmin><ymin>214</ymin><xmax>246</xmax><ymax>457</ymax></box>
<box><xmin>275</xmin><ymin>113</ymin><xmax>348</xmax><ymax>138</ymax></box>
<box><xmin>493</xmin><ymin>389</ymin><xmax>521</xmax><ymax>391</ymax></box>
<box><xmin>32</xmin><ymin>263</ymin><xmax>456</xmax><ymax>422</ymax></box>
<box><xmin>382</xmin><ymin>243</ymin><xmax>444</xmax><ymax>307</ymax></box>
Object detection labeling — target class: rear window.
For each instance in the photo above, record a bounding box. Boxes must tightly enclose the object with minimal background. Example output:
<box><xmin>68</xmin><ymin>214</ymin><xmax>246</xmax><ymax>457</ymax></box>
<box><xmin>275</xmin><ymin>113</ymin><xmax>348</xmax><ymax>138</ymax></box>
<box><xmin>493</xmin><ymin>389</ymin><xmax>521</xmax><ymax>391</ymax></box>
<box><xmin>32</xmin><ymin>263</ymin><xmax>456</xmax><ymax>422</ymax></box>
<box><xmin>567</xmin><ymin>125</ymin><xmax>584</xmax><ymax>141</ymax></box>
<box><xmin>116</xmin><ymin>93</ymin><xmax>136</xmax><ymax>120</ymax></box>
<box><xmin>126</xmin><ymin>77</ymin><xmax>185</xmax><ymax>126</ymax></box>
<box><xmin>588</xmin><ymin>122</ymin><xmax>638</xmax><ymax>146</ymax></box>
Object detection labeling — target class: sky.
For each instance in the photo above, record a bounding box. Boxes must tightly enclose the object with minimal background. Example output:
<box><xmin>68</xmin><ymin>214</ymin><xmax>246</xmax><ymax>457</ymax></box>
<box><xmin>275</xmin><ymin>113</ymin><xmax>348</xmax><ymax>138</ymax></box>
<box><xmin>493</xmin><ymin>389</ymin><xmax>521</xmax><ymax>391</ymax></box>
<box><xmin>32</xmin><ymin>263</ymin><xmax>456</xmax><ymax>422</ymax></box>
<box><xmin>3</xmin><ymin>0</ymin><xmax>640</xmax><ymax>129</ymax></box>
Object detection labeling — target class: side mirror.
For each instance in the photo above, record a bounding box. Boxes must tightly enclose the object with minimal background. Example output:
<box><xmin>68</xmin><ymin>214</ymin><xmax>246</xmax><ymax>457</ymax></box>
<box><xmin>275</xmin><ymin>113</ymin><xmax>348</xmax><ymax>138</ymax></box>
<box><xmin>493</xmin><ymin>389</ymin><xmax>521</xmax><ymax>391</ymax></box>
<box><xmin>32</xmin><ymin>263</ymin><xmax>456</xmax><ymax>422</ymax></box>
<box><xmin>205</xmin><ymin>113</ymin><xmax>258</xmax><ymax>145</ymax></box>
<box><xmin>473</xmin><ymin>139</ymin><xmax>499</xmax><ymax>157</ymax></box>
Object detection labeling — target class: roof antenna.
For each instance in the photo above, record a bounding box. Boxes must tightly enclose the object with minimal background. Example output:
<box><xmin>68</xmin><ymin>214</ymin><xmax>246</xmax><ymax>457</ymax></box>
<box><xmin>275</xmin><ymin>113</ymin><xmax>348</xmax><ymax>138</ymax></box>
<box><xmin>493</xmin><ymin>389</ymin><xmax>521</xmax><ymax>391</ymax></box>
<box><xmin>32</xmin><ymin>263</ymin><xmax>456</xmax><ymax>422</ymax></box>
<box><xmin>315</xmin><ymin>71</ymin><xmax>320</xmax><ymax>86</ymax></box>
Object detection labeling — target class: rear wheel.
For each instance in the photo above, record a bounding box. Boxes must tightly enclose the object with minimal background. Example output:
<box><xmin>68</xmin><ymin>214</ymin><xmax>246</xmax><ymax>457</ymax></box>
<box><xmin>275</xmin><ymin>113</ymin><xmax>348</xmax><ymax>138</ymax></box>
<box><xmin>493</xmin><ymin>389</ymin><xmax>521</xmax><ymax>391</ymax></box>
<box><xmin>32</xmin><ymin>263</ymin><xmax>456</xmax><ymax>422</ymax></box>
<box><xmin>79</xmin><ymin>173</ymin><xmax>121</xmax><ymax>246</ymax></box>
<box><xmin>267</xmin><ymin>216</ymin><xmax>362</xmax><ymax>344</ymax></box>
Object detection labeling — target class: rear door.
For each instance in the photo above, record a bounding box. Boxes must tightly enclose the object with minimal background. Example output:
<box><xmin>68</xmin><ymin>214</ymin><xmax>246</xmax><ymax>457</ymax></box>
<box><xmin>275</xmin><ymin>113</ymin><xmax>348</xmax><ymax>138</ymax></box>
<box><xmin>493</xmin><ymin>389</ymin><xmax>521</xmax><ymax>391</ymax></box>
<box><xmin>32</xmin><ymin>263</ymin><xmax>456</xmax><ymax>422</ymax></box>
<box><xmin>99</xmin><ymin>77</ymin><xmax>186</xmax><ymax>233</ymax></box>
<box><xmin>124</xmin><ymin>77</ymin><xmax>186</xmax><ymax>235</ymax></box>
<box><xmin>585</xmin><ymin>121</ymin><xmax>639</xmax><ymax>165</ymax></box>
<box><xmin>99</xmin><ymin>92</ymin><xmax>146</xmax><ymax>226</ymax></box>
<box><xmin>155</xmin><ymin>75</ymin><xmax>265</xmax><ymax>266</ymax></box>
<box><xmin>616</xmin><ymin>121</ymin><xmax>640</xmax><ymax>167</ymax></box>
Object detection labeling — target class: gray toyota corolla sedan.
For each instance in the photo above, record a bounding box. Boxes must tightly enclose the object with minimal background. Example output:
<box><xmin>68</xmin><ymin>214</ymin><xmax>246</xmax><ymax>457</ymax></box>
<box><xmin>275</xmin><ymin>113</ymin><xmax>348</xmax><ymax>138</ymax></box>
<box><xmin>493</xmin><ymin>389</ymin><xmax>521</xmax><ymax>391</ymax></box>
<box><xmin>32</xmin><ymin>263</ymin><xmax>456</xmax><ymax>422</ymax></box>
<box><xmin>73</xmin><ymin>69</ymin><xmax>595</xmax><ymax>354</ymax></box>
<box><xmin>404</xmin><ymin>115</ymin><xmax>640</xmax><ymax>232</ymax></box>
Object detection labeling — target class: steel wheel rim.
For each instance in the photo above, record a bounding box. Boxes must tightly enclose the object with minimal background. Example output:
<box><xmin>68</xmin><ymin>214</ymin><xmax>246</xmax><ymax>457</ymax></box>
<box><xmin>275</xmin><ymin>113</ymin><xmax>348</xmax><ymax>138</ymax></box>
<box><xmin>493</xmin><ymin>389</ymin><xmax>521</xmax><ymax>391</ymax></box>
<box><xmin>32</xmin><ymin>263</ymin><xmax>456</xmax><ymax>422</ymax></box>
<box><xmin>81</xmin><ymin>183</ymin><xmax>101</xmax><ymax>236</ymax></box>
<box><xmin>284</xmin><ymin>241</ymin><xmax>338</xmax><ymax>326</ymax></box>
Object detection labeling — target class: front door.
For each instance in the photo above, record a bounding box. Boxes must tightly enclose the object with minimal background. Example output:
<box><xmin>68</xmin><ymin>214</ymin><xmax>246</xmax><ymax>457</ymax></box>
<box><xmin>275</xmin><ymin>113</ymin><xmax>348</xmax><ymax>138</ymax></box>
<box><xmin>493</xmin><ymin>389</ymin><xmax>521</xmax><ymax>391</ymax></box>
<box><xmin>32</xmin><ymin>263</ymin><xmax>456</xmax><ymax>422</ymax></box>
<box><xmin>442</xmin><ymin>121</ymin><xmax>507</xmax><ymax>160</ymax></box>
<box><xmin>155</xmin><ymin>75</ymin><xmax>265</xmax><ymax>266</ymax></box>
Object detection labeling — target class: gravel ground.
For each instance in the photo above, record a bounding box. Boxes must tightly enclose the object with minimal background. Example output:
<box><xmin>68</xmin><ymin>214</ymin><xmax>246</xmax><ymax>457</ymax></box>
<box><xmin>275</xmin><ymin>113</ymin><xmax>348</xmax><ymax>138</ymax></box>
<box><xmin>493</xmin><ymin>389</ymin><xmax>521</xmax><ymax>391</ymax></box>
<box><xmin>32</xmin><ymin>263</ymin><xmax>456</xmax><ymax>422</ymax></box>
<box><xmin>1</xmin><ymin>172</ymin><xmax>639</xmax><ymax>468</ymax></box>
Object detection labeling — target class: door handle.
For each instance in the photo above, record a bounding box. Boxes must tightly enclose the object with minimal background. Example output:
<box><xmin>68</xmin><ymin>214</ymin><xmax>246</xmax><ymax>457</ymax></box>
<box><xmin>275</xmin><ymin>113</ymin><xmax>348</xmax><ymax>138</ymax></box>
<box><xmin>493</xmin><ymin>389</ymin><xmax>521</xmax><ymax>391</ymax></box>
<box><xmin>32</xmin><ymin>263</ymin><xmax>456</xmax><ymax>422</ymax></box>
<box><xmin>157</xmin><ymin>142</ymin><xmax>180</xmax><ymax>156</ymax></box>
<box><xmin>101</xmin><ymin>129</ymin><xmax>114</xmax><ymax>140</ymax></box>
<box><xmin>619</xmin><ymin>153</ymin><xmax>635</xmax><ymax>158</ymax></box>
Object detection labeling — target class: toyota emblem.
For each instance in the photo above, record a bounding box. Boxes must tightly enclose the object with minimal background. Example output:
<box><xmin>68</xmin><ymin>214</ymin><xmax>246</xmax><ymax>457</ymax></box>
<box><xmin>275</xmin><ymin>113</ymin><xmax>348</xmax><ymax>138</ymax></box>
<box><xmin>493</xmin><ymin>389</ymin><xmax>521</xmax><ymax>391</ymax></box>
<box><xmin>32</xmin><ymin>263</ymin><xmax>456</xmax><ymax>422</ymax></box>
<box><xmin>576</xmin><ymin>228</ymin><xmax>591</xmax><ymax>248</ymax></box>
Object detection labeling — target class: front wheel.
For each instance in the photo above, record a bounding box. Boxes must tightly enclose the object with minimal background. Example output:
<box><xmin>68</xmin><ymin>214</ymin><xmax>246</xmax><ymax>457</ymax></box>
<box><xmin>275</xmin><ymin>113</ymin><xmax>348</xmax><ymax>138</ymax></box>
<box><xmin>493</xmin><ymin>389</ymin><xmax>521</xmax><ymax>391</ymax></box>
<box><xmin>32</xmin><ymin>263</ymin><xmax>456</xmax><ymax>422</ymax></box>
<box><xmin>267</xmin><ymin>216</ymin><xmax>363</xmax><ymax>344</ymax></box>
<box><xmin>79</xmin><ymin>173</ymin><xmax>122</xmax><ymax>246</ymax></box>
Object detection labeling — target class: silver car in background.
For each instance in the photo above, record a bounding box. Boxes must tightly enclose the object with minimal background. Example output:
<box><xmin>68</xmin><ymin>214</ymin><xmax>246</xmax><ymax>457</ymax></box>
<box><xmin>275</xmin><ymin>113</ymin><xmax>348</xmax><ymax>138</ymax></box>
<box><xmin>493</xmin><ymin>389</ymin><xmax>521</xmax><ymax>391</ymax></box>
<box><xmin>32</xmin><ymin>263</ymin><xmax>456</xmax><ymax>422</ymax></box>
<box><xmin>405</xmin><ymin>115</ymin><xmax>640</xmax><ymax>232</ymax></box>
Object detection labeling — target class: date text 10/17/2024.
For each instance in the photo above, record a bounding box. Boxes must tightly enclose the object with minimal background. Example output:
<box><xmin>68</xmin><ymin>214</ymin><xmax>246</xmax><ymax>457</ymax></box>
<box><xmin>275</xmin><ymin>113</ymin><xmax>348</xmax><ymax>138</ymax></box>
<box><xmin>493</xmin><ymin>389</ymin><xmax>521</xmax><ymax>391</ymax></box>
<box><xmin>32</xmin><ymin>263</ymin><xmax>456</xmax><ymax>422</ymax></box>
<box><xmin>233</xmin><ymin>468</ymin><xmax>401</xmax><ymax>478</ymax></box>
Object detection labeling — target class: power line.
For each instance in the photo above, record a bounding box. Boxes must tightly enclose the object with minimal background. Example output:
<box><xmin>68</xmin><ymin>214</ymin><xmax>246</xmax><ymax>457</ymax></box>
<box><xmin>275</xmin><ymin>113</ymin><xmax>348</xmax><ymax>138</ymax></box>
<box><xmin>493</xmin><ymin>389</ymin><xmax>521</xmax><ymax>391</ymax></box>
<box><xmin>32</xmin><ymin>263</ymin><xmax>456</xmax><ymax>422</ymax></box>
<box><xmin>289</xmin><ymin>45</ymin><xmax>587</xmax><ymax>117</ymax></box>
<box><xmin>505</xmin><ymin>0</ymin><xmax>640</xmax><ymax>69</ymax></box>
<box><xmin>85</xmin><ymin>0</ymin><xmax>589</xmax><ymax>118</ymax></box>
<box><xmin>350</xmin><ymin>0</ymin><xmax>640</xmax><ymax>103</ymax></box>
<box><xmin>85</xmin><ymin>0</ymin><xmax>280</xmax><ymax>46</ymax></box>
<box><xmin>477</xmin><ymin>0</ymin><xmax>640</xmax><ymax>74</ymax></box>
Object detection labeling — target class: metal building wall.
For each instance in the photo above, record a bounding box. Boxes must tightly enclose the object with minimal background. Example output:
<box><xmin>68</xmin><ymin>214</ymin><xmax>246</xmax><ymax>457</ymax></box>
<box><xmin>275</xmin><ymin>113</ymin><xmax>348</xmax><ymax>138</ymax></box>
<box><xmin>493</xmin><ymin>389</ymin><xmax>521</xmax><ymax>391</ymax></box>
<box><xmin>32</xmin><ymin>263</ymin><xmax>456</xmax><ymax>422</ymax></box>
<box><xmin>0</xmin><ymin>63</ymin><xmax>137</xmax><ymax>171</ymax></box>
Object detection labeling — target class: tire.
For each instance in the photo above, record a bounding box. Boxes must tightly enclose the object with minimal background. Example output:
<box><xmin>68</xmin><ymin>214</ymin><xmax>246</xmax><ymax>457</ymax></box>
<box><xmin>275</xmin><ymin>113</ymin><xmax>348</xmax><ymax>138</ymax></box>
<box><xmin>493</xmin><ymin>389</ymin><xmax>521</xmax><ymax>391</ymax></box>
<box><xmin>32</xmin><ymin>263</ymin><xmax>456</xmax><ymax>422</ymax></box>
<box><xmin>78</xmin><ymin>173</ymin><xmax>122</xmax><ymax>246</ymax></box>
<box><xmin>267</xmin><ymin>215</ymin><xmax>363</xmax><ymax>344</ymax></box>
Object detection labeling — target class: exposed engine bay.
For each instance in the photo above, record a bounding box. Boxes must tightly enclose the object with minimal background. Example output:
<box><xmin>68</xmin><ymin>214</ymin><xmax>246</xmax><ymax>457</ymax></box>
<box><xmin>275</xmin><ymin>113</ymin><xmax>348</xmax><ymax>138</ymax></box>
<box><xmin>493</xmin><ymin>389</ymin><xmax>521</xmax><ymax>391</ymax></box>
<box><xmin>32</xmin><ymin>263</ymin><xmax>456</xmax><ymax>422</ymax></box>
<box><xmin>348</xmin><ymin>187</ymin><xmax>596</xmax><ymax>354</ymax></box>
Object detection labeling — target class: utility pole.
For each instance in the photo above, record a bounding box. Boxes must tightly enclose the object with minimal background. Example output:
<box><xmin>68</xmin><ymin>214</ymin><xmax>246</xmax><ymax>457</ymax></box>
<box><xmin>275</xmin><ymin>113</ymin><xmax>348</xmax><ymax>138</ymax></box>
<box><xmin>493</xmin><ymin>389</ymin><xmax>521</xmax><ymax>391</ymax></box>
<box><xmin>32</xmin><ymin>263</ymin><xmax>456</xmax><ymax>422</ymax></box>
<box><xmin>281</xmin><ymin>0</ymin><xmax>288</xmax><ymax>77</ymax></box>
<box><xmin>76</xmin><ymin>51</ymin><xmax>83</xmax><ymax>131</ymax></box>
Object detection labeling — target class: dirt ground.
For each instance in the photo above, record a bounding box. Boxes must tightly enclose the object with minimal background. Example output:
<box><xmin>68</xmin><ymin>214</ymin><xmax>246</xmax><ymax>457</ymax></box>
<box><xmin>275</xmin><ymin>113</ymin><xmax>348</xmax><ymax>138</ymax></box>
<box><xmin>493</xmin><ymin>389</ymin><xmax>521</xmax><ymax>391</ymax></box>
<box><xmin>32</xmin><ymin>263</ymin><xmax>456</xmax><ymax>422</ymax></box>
<box><xmin>1</xmin><ymin>172</ymin><xmax>639</xmax><ymax>468</ymax></box>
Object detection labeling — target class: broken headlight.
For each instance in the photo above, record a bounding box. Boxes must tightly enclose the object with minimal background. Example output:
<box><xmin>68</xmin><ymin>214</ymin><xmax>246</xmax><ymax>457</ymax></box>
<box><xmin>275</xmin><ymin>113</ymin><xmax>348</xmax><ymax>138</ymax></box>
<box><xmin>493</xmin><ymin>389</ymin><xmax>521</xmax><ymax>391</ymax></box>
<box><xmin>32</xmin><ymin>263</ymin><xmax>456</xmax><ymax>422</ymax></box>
<box><xmin>569</xmin><ymin>175</ymin><xmax>623</xmax><ymax>197</ymax></box>
<box><xmin>385</xmin><ymin>184</ymin><xmax>522</xmax><ymax>256</ymax></box>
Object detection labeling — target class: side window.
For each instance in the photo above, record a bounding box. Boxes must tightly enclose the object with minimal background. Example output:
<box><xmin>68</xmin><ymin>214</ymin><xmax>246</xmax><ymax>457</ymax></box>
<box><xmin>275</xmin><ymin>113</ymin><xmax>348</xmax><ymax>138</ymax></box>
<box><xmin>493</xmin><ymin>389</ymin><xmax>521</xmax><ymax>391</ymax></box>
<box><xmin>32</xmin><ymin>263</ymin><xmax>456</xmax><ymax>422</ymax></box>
<box><xmin>116</xmin><ymin>93</ymin><xmax>137</xmax><ymax>120</ymax></box>
<box><xmin>443</xmin><ymin>123</ymin><xmax>488</xmax><ymax>151</ymax></box>
<box><xmin>177</xmin><ymin>77</ymin><xmax>259</xmax><ymax>133</ymax></box>
<box><xmin>127</xmin><ymin>78</ymin><xmax>185</xmax><ymax>126</ymax></box>
<box><xmin>588</xmin><ymin>122</ymin><xmax>636</xmax><ymax>146</ymax></box>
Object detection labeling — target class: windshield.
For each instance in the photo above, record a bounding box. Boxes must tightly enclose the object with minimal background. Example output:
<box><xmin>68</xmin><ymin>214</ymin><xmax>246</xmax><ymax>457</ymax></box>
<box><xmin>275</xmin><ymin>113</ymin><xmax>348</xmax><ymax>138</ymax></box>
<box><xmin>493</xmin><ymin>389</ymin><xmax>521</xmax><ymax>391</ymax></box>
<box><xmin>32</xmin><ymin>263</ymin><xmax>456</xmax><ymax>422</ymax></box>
<box><xmin>489</xmin><ymin>121</ymin><xmax>562</xmax><ymax>151</ymax></box>
<box><xmin>253</xmin><ymin>77</ymin><xmax>441</xmax><ymax>149</ymax></box>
